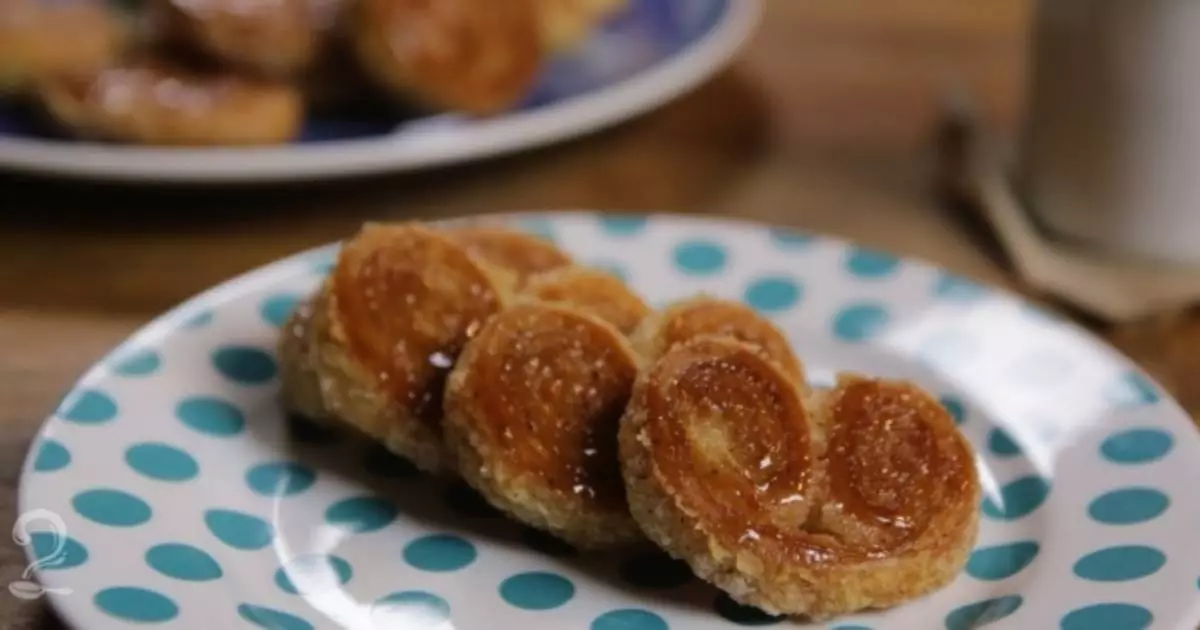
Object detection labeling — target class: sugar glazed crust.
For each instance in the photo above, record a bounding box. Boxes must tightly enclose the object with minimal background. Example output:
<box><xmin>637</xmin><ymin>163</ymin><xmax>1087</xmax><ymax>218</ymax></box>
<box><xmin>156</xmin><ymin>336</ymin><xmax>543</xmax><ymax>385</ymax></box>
<box><xmin>443</xmin><ymin>303</ymin><xmax>644</xmax><ymax>549</ymax></box>
<box><xmin>619</xmin><ymin>337</ymin><xmax>980</xmax><ymax>619</ymax></box>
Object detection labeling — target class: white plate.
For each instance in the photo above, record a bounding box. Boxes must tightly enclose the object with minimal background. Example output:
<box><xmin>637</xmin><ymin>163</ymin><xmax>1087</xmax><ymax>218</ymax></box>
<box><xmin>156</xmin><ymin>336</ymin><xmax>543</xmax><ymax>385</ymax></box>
<box><xmin>18</xmin><ymin>212</ymin><xmax>1200</xmax><ymax>630</ymax></box>
<box><xmin>0</xmin><ymin>0</ymin><xmax>759</xmax><ymax>183</ymax></box>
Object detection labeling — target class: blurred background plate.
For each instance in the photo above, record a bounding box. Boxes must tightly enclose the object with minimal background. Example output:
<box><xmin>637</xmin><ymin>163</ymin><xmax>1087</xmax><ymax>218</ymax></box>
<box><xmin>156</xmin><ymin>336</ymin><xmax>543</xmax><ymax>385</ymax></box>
<box><xmin>0</xmin><ymin>0</ymin><xmax>760</xmax><ymax>184</ymax></box>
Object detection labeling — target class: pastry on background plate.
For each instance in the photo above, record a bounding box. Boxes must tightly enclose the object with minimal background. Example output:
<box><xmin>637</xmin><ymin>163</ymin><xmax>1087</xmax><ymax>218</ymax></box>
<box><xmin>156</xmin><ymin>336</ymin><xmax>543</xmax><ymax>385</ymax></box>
<box><xmin>619</xmin><ymin>337</ymin><xmax>980</xmax><ymax>619</ymax></box>
<box><xmin>310</xmin><ymin>223</ymin><xmax>513</xmax><ymax>473</ymax></box>
<box><xmin>37</xmin><ymin>60</ymin><xmax>304</xmax><ymax>145</ymax></box>
<box><xmin>0</xmin><ymin>0</ymin><xmax>129</xmax><ymax>96</ymax></box>
<box><xmin>534</xmin><ymin>0</ymin><xmax>628</xmax><ymax>51</ymax></box>
<box><xmin>444</xmin><ymin>302</ymin><xmax>644</xmax><ymax>549</ymax></box>
<box><xmin>153</xmin><ymin>0</ymin><xmax>318</xmax><ymax>78</ymax></box>
<box><xmin>351</xmin><ymin>0</ymin><xmax>544</xmax><ymax>115</ymax></box>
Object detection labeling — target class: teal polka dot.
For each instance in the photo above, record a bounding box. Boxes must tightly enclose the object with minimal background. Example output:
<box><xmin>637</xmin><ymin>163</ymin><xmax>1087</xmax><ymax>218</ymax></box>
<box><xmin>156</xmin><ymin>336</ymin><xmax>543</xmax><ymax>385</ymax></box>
<box><xmin>183</xmin><ymin>310</ymin><xmax>214</xmax><ymax>328</ymax></box>
<box><xmin>261</xmin><ymin>293</ymin><xmax>301</xmax><ymax>328</ymax></box>
<box><xmin>29</xmin><ymin>532</ymin><xmax>88</xmax><ymax>570</ymax></box>
<box><xmin>832</xmin><ymin>303</ymin><xmax>890</xmax><ymax>343</ymax></box>
<box><xmin>713</xmin><ymin>593</ymin><xmax>782</xmax><ymax>625</ymax></box>
<box><xmin>519</xmin><ymin>217</ymin><xmax>558</xmax><ymax>241</ymax></box>
<box><xmin>673</xmin><ymin>240</ymin><xmax>727</xmax><ymax>275</ymax></box>
<box><xmin>618</xmin><ymin>552</ymin><xmax>693</xmax><ymax>589</ymax></box>
<box><xmin>373</xmin><ymin>591</ymin><xmax>450</xmax><ymax>625</ymax></box>
<box><xmin>845</xmin><ymin>247</ymin><xmax>899</xmax><ymax>278</ymax></box>
<box><xmin>769</xmin><ymin>228</ymin><xmax>815</xmax><ymax>249</ymax></box>
<box><xmin>176</xmin><ymin>396</ymin><xmax>245</xmax><ymax>437</ymax></box>
<box><xmin>934</xmin><ymin>272</ymin><xmax>988</xmax><ymax>302</ymax></box>
<box><xmin>940</xmin><ymin>395</ymin><xmax>966</xmax><ymax>424</ymax></box>
<box><xmin>33</xmin><ymin>439</ymin><xmax>71</xmax><ymax>472</ymax></box>
<box><xmin>1100</xmin><ymin>428</ymin><xmax>1173</xmax><ymax>464</ymax></box>
<box><xmin>246</xmin><ymin>462</ymin><xmax>317</xmax><ymax>497</ymax></box>
<box><xmin>444</xmin><ymin>482</ymin><xmax>502</xmax><ymax>519</ymax></box>
<box><xmin>403</xmin><ymin>534</ymin><xmax>477</xmax><ymax>572</ymax></box>
<box><xmin>61</xmin><ymin>389</ymin><xmax>117</xmax><ymax>424</ymax></box>
<box><xmin>1061</xmin><ymin>603</ymin><xmax>1152</xmax><ymax>630</ymax></box>
<box><xmin>275</xmin><ymin>555</ymin><xmax>353</xmax><ymax>595</ymax></box>
<box><xmin>113</xmin><ymin>348</ymin><xmax>162</xmax><ymax>377</ymax></box>
<box><xmin>520</xmin><ymin>527</ymin><xmax>578</xmax><ymax>557</ymax></box>
<box><xmin>744</xmin><ymin>276</ymin><xmax>802</xmax><ymax>312</ymax></box>
<box><xmin>363</xmin><ymin>443</ymin><xmax>418</xmax><ymax>479</ymax></box>
<box><xmin>125</xmin><ymin>443</ymin><xmax>198</xmax><ymax>482</ymax></box>
<box><xmin>988</xmin><ymin>429</ymin><xmax>1021</xmax><ymax>458</ymax></box>
<box><xmin>1074</xmin><ymin>545</ymin><xmax>1165</xmax><ymax>582</ymax></box>
<box><xmin>95</xmin><ymin>587</ymin><xmax>178</xmax><ymax>623</ymax></box>
<box><xmin>326</xmin><ymin>496</ymin><xmax>398</xmax><ymax>533</ymax></box>
<box><xmin>212</xmin><ymin>346</ymin><xmax>277</xmax><ymax>385</ymax></box>
<box><xmin>967</xmin><ymin>541</ymin><xmax>1039</xmax><ymax>581</ymax></box>
<box><xmin>239</xmin><ymin>604</ymin><xmax>314</xmax><ymax>630</ymax></box>
<box><xmin>600</xmin><ymin>215</ymin><xmax>647</xmax><ymax>236</ymax></box>
<box><xmin>287</xmin><ymin>414</ymin><xmax>344</xmax><ymax>445</ymax></box>
<box><xmin>1088</xmin><ymin>488</ymin><xmax>1170</xmax><ymax>525</ymax></box>
<box><xmin>982</xmin><ymin>476</ymin><xmax>1050</xmax><ymax>521</ymax></box>
<box><xmin>1110</xmin><ymin>371</ymin><xmax>1160</xmax><ymax>407</ymax></box>
<box><xmin>146</xmin><ymin>543</ymin><xmax>223</xmax><ymax>581</ymax></box>
<box><xmin>945</xmin><ymin>595</ymin><xmax>1023</xmax><ymax>629</ymax></box>
<box><xmin>72</xmin><ymin>489</ymin><xmax>151</xmax><ymax>527</ymax></box>
<box><xmin>205</xmin><ymin>509</ymin><xmax>274</xmax><ymax>550</ymax></box>
<box><xmin>500</xmin><ymin>572</ymin><xmax>575</xmax><ymax>610</ymax></box>
<box><xmin>592</xmin><ymin>609</ymin><xmax>668</xmax><ymax>630</ymax></box>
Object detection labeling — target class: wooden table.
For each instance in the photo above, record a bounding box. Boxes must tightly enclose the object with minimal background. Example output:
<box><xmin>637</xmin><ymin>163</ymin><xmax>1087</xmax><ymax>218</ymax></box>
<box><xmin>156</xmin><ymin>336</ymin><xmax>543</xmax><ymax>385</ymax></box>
<box><xmin>2</xmin><ymin>1</ymin><xmax>1197</xmax><ymax>626</ymax></box>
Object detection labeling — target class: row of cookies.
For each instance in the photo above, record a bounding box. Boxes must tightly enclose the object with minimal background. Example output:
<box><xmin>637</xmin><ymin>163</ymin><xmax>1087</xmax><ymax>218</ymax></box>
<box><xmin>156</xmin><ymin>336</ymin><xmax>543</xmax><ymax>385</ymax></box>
<box><xmin>278</xmin><ymin>221</ymin><xmax>982</xmax><ymax>620</ymax></box>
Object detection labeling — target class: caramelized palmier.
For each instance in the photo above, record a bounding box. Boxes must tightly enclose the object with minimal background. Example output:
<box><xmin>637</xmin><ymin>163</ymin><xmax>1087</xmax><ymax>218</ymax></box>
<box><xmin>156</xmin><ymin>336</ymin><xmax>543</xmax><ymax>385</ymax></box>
<box><xmin>37</xmin><ymin>60</ymin><xmax>304</xmax><ymax>145</ymax></box>
<box><xmin>620</xmin><ymin>338</ymin><xmax>980</xmax><ymax>618</ymax></box>
<box><xmin>278</xmin><ymin>285</ymin><xmax>331</xmax><ymax>422</ymax></box>
<box><xmin>446</xmin><ymin>226</ymin><xmax>574</xmax><ymax>286</ymax></box>
<box><xmin>154</xmin><ymin>0</ymin><xmax>317</xmax><ymax>78</ymax></box>
<box><xmin>312</xmin><ymin>223</ymin><xmax>512</xmax><ymax>473</ymax></box>
<box><xmin>521</xmin><ymin>266</ymin><xmax>650</xmax><ymax>334</ymax></box>
<box><xmin>631</xmin><ymin>296</ymin><xmax>806</xmax><ymax>384</ymax></box>
<box><xmin>534</xmin><ymin>0</ymin><xmax>628</xmax><ymax>51</ymax></box>
<box><xmin>0</xmin><ymin>1</ymin><xmax>128</xmax><ymax>95</ymax></box>
<box><xmin>351</xmin><ymin>0</ymin><xmax>543</xmax><ymax>115</ymax></box>
<box><xmin>443</xmin><ymin>303</ymin><xmax>643</xmax><ymax>549</ymax></box>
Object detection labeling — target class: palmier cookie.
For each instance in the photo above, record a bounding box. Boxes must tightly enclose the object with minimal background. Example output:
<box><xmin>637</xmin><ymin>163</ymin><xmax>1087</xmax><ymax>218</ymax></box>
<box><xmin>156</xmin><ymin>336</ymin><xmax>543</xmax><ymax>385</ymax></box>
<box><xmin>311</xmin><ymin>223</ymin><xmax>512</xmax><ymax>473</ymax></box>
<box><xmin>443</xmin><ymin>303</ymin><xmax>643</xmax><ymax>549</ymax></box>
<box><xmin>351</xmin><ymin>0</ymin><xmax>543</xmax><ymax>115</ymax></box>
<box><xmin>277</xmin><ymin>284</ymin><xmax>331</xmax><ymax>422</ymax></box>
<box><xmin>155</xmin><ymin>0</ymin><xmax>317</xmax><ymax>78</ymax></box>
<box><xmin>521</xmin><ymin>266</ymin><xmax>650</xmax><ymax>334</ymax></box>
<box><xmin>619</xmin><ymin>338</ymin><xmax>980</xmax><ymax>618</ymax></box>
<box><xmin>0</xmin><ymin>0</ymin><xmax>127</xmax><ymax>95</ymax></box>
<box><xmin>446</xmin><ymin>225</ymin><xmax>574</xmax><ymax>286</ymax></box>
<box><xmin>630</xmin><ymin>296</ymin><xmax>805</xmax><ymax>384</ymax></box>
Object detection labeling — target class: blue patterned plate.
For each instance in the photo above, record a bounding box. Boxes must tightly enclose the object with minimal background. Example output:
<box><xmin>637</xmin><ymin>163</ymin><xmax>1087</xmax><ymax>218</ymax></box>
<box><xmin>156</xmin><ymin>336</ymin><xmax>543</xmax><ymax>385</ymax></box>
<box><xmin>18</xmin><ymin>213</ymin><xmax>1200</xmax><ymax>630</ymax></box>
<box><xmin>0</xmin><ymin>0</ymin><xmax>758</xmax><ymax>183</ymax></box>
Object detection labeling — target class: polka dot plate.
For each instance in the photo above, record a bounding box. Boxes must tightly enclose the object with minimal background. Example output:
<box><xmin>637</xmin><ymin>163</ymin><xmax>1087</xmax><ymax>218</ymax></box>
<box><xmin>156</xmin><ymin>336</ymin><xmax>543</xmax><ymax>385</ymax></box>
<box><xmin>18</xmin><ymin>212</ymin><xmax>1200</xmax><ymax>630</ymax></box>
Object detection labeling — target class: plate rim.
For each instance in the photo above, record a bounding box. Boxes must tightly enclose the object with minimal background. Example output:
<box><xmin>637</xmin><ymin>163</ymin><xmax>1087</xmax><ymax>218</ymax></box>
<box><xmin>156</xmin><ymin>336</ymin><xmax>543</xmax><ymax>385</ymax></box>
<box><xmin>17</xmin><ymin>210</ymin><xmax>1200</xmax><ymax>629</ymax></box>
<box><xmin>0</xmin><ymin>0</ymin><xmax>761</xmax><ymax>184</ymax></box>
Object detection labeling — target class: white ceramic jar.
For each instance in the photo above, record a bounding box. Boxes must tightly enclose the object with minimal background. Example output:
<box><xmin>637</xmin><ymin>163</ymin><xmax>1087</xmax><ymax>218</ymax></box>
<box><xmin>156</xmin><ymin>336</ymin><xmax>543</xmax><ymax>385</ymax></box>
<box><xmin>1018</xmin><ymin>0</ymin><xmax>1200</xmax><ymax>265</ymax></box>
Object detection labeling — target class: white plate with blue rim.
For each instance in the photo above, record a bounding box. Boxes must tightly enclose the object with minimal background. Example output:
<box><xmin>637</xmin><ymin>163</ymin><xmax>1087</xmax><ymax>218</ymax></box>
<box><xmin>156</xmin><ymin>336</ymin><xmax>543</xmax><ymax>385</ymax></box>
<box><xmin>0</xmin><ymin>0</ymin><xmax>759</xmax><ymax>183</ymax></box>
<box><xmin>17</xmin><ymin>212</ymin><xmax>1200</xmax><ymax>630</ymax></box>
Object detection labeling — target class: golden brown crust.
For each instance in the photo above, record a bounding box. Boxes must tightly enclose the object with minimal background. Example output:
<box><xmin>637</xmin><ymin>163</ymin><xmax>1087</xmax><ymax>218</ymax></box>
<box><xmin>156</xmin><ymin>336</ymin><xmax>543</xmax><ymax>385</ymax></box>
<box><xmin>445</xmin><ymin>226</ymin><xmax>574</xmax><ymax>286</ymax></box>
<box><xmin>620</xmin><ymin>338</ymin><xmax>980</xmax><ymax>618</ymax></box>
<box><xmin>312</xmin><ymin>223</ymin><xmax>512</xmax><ymax>473</ymax></box>
<box><xmin>155</xmin><ymin>0</ymin><xmax>317</xmax><ymax>78</ymax></box>
<box><xmin>36</xmin><ymin>60</ymin><xmax>304</xmax><ymax>146</ymax></box>
<box><xmin>277</xmin><ymin>283</ymin><xmax>333</xmax><ymax>422</ymax></box>
<box><xmin>444</xmin><ymin>302</ymin><xmax>644</xmax><ymax>549</ymax></box>
<box><xmin>630</xmin><ymin>296</ymin><xmax>806</xmax><ymax>385</ymax></box>
<box><xmin>351</xmin><ymin>0</ymin><xmax>543</xmax><ymax>115</ymax></box>
<box><xmin>533</xmin><ymin>0</ymin><xmax>628</xmax><ymax>51</ymax></box>
<box><xmin>0</xmin><ymin>1</ymin><xmax>128</xmax><ymax>95</ymax></box>
<box><xmin>521</xmin><ymin>266</ymin><xmax>650</xmax><ymax>335</ymax></box>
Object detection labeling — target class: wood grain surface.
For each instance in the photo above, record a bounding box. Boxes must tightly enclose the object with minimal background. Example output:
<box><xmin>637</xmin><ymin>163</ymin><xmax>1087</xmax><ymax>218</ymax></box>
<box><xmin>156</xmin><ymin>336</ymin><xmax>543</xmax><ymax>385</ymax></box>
<box><xmin>1</xmin><ymin>0</ymin><xmax>1196</xmax><ymax>627</ymax></box>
